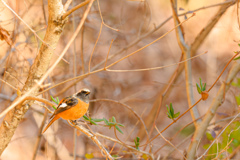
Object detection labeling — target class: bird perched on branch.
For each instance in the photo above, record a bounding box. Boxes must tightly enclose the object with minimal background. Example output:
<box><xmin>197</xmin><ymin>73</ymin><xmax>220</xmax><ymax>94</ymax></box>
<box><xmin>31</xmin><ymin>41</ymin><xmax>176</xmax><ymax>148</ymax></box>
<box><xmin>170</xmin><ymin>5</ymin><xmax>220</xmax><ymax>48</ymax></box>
<box><xmin>42</xmin><ymin>88</ymin><xmax>91</xmax><ymax>133</ymax></box>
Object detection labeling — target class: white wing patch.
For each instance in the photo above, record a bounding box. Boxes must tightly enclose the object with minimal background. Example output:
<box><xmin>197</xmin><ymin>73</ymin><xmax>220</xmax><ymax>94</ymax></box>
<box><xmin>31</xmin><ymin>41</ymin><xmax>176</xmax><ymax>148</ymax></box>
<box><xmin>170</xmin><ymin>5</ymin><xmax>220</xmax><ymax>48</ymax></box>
<box><xmin>59</xmin><ymin>103</ymin><xmax>68</xmax><ymax>108</ymax></box>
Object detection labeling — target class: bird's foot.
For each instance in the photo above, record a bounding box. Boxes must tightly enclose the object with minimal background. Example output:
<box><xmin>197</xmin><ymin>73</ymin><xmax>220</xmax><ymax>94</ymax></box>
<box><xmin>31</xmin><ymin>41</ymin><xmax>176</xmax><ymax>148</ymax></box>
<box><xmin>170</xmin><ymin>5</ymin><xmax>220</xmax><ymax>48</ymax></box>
<box><xmin>71</xmin><ymin>120</ymin><xmax>78</xmax><ymax>126</ymax></box>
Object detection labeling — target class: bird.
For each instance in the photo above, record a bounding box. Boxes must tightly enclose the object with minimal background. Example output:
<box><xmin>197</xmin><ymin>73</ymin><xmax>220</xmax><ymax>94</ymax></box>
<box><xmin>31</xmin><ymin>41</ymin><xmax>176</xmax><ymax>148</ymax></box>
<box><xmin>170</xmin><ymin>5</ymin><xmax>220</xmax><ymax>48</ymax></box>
<box><xmin>42</xmin><ymin>88</ymin><xmax>91</xmax><ymax>133</ymax></box>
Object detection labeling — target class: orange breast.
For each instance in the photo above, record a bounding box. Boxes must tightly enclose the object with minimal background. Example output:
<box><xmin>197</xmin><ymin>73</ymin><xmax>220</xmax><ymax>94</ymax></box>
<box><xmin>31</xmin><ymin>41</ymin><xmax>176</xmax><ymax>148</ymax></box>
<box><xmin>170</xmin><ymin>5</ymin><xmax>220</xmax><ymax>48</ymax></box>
<box><xmin>58</xmin><ymin>98</ymin><xmax>89</xmax><ymax>120</ymax></box>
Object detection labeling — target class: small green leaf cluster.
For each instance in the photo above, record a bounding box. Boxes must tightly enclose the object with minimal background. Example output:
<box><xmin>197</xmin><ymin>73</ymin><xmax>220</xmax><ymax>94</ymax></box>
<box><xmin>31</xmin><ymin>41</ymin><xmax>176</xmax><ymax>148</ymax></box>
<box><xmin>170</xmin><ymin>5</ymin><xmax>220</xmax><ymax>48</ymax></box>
<box><xmin>134</xmin><ymin>137</ymin><xmax>140</xmax><ymax>150</ymax></box>
<box><xmin>196</xmin><ymin>78</ymin><xmax>206</xmax><ymax>94</ymax></box>
<box><xmin>50</xmin><ymin>96</ymin><xmax>60</xmax><ymax>110</ymax></box>
<box><xmin>231</xmin><ymin>78</ymin><xmax>240</xmax><ymax>105</ymax></box>
<box><xmin>83</xmin><ymin>115</ymin><xmax>104</xmax><ymax>125</ymax></box>
<box><xmin>203</xmin><ymin>122</ymin><xmax>240</xmax><ymax>159</ymax></box>
<box><xmin>166</xmin><ymin>103</ymin><xmax>180</xmax><ymax>120</ymax></box>
<box><xmin>83</xmin><ymin>116</ymin><xmax>124</xmax><ymax>134</ymax></box>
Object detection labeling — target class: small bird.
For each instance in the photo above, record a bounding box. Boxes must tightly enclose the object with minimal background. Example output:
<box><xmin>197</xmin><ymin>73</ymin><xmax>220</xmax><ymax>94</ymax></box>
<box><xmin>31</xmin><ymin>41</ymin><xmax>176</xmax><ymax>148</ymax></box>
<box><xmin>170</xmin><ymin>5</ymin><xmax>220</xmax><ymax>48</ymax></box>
<box><xmin>42</xmin><ymin>88</ymin><xmax>91</xmax><ymax>133</ymax></box>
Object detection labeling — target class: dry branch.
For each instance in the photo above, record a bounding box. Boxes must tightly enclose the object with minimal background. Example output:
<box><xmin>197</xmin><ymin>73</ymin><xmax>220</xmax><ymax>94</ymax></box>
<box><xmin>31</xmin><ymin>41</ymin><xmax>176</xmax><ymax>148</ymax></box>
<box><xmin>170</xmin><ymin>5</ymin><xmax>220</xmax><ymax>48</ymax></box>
<box><xmin>171</xmin><ymin>0</ymin><xmax>200</xmax><ymax>125</ymax></box>
<box><xmin>68</xmin><ymin>121</ymin><xmax>114</xmax><ymax>160</ymax></box>
<box><xmin>187</xmin><ymin>60</ymin><xmax>240</xmax><ymax>159</ymax></box>
<box><xmin>0</xmin><ymin>0</ymin><xmax>66</xmax><ymax>155</ymax></box>
<box><xmin>137</xmin><ymin>0</ymin><xmax>236</xmax><ymax>139</ymax></box>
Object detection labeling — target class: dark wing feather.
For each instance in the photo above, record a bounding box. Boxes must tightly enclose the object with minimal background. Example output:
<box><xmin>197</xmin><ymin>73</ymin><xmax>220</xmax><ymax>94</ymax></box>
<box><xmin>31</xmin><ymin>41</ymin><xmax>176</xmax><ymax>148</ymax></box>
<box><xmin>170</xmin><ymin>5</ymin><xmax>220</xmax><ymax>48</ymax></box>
<box><xmin>52</xmin><ymin>96</ymin><xmax>78</xmax><ymax>116</ymax></box>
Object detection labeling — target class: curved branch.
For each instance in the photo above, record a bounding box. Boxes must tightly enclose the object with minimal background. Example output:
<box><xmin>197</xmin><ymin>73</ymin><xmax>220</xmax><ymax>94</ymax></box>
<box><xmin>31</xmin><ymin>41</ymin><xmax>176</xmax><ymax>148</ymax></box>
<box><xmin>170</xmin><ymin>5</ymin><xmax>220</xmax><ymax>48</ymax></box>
<box><xmin>68</xmin><ymin>121</ymin><xmax>114</xmax><ymax>160</ymax></box>
<box><xmin>187</xmin><ymin>61</ymin><xmax>240</xmax><ymax>159</ymax></box>
<box><xmin>0</xmin><ymin>0</ymin><xmax>66</xmax><ymax>155</ymax></box>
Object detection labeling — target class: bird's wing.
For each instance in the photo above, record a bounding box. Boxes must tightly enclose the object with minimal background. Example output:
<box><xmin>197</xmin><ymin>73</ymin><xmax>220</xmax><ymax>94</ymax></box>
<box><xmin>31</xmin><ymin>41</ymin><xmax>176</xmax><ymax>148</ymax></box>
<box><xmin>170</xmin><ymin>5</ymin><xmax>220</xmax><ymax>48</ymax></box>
<box><xmin>51</xmin><ymin>96</ymin><xmax>78</xmax><ymax>118</ymax></box>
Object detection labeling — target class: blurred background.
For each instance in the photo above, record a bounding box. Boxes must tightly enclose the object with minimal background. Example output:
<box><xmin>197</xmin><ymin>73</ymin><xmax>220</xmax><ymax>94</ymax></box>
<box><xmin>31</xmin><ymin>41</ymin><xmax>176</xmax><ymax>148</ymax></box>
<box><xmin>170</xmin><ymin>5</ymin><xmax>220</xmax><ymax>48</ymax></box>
<box><xmin>0</xmin><ymin>0</ymin><xmax>239</xmax><ymax>159</ymax></box>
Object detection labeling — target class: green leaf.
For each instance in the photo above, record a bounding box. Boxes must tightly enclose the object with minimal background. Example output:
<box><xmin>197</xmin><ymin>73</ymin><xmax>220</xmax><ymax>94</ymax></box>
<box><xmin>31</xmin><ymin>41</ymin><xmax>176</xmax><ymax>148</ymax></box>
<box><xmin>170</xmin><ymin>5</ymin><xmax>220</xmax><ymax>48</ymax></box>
<box><xmin>199</xmin><ymin>78</ymin><xmax>203</xmax><ymax>89</ymax></box>
<box><xmin>232</xmin><ymin>78</ymin><xmax>240</xmax><ymax>87</ymax></box>
<box><xmin>112</xmin><ymin>116</ymin><xmax>116</xmax><ymax>123</ymax></box>
<box><xmin>134</xmin><ymin>137</ymin><xmax>140</xmax><ymax>150</ymax></box>
<box><xmin>117</xmin><ymin>123</ymin><xmax>125</xmax><ymax>127</ymax></box>
<box><xmin>50</xmin><ymin>96</ymin><xmax>59</xmax><ymax>104</ymax></box>
<box><xmin>50</xmin><ymin>96</ymin><xmax>55</xmax><ymax>102</ymax></box>
<box><xmin>57</xmin><ymin>97</ymin><xmax>60</xmax><ymax>103</ymax></box>
<box><xmin>166</xmin><ymin>108</ymin><xmax>173</xmax><ymax>119</ymax></box>
<box><xmin>234</xmin><ymin>56</ymin><xmax>240</xmax><ymax>60</ymax></box>
<box><xmin>206</xmin><ymin>132</ymin><xmax>214</xmax><ymax>141</ymax></box>
<box><xmin>173</xmin><ymin>112</ymin><xmax>180</xmax><ymax>118</ymax></box>
<box><xmin>112</xmin><ymin>154</ymin><xmax>119</xmax><ymax>159</ymax></box>
<box><xmin>115</xmin><ymin>125</ymin><xmax>123</xmax><ymax>134</ymax></box>
<box><xmin>89</xmin><ymin>121</ymin><xmax>97</xmax><ymax>125</ymax></box>
<box><xmin>91</xmin><ymin>118</ymin><xmax>105</xmax><ymax>122</ymax></box>
<box><xmin>236</xmin><ymin>95</ymin><xmax>240</xmax><ymax>105</ymax></box>
<box><xmin>52</xmin><ymin>105</ymin><xmax>56</xmax><ymax>110</ymax></box>
<box><xmin>170</xmin><ymin>103</ymin><xmax>174</xmax><ymax>115</ymax></box>
<box><xmin>166</xmin><ymin>103</ymin><xmax>179</xmax><ymax>120</ymax></box>
<box><xmin>238</xmin><ymin>78</ymin><xmax>240</xmax><ymax>84</ymax></box>
<box><xmin>103</xmin><ymin>118</ymin><xmax>109</xmax><ymax>125</ymax></box>
<box><xmin>227</xmin><ymin>146</ymin><xmax>233</xmax><ymax>153</ymax></box>
<box><xmin>108</xmin><ymin>122</ymin><xmax>115</xmax><ymax>126</ymax></box>
<box><xmin>203</xmin><ymin>83</ymin><xmax>206</xmax><ymax>91</ymax></box>
<box><xmin>196</xmin><ymin>83</ymin><xmax>201</xmax><ymax>94</ymax></box>
<box><xmin>203</xmin><ymin>144</ymin><xmax>210</xmax><ymax>150</ymax></box>
<box><xmin>166</xmin><ymin>105</ymin><xmax>170</xmax><ymax>112</ymax></box>
<box><xmin>83</xmin><ymin>115</ymin><xmax>89</xmax><ymax>120</ymax></box>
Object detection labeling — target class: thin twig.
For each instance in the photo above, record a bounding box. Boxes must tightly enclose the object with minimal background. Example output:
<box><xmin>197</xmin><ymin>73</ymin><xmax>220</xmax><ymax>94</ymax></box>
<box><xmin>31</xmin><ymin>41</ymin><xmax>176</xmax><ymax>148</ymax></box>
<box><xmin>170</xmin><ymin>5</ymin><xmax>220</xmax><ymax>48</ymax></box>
<box><xmin>105</xmin><ymin>13</ymin><xmax>195</xmax><ymax>70</ymax></box>
<box><xmin>155</xmin><ymin>126</ymin><xmax>186</xmax><ymax>160</ymax></box>
<box><xmin>32</xmin><ymin>110</ymin><xmax>48</xmax><ymax>160</ymax></box>
<box><xmin>187</xmin><ymin>60</ymin><xmax>240</xmax><ymax>159</ymax></box>
<box><xmin>106</xmin><ymin>51</ymin><xmax>207</xmax><ymax>72</ymax></box>
<box><xmin>47</xmin><ymin>1</ymin><xmax>231</xmax><ymax>96</ymax></box>
<box><xmin>95</xmin><ymin>132</ymin><xmax>153</xmax><ymax>159</ymax></box>
<box><xmin>63</xmin><ymin>0</ymin><xmax>73</xmax><ymax>11</ymax></box>
<box><xmin>68</xmin><ymin>121</ymin><xmax>114</xmax><ymax>160</ymax></box>
<box><xmin>91</xmin><ymin>0</ymin><xmax>233</xmax><ymax>72</ymax></box>
<box><xmin>207</xmin><ymin>52</ymin><xmax>239</xmax><ymax>92</ymax></box>
<box><xmin>104</xmin><ymin>39</ymin><xmax>114</xmax><ymax>69</ymax></box>
<box><xmin>80</xmin><ymin>24</ymin><xmax>85</xmax><ymax>74</ymax></box>
<box><xmin>1</xmin><ymin>0</ymin><xmax>69</xmax><ymax>64</ymax></box>
<box><xmin>212</xmin><ymin>138</ymin><xmax>233</xmax><ymax>160</ymax></box>
<box><xmin>154</xmin><ymin>115</ymin><xmax>204</xmax><ymax>155</ymax></box>
<box><xmin>96</xmin><ymin>0</ymin><xmax>118</xmax><ymax>31</ymax></box>
<box><xmin>88</xmin><ymin>22</ymin><xmax>103</xmax><ymax>73</ymax></box>
<box><xmin>72</xmin><ymin>2</ymin><xmax>78</xmax><ymax>159</ymax></box>
<box><xmin>237</xmin><ymin>0</ymin><xmax>240</xmax><ymax>30</ymax></box>
<box><xmin>62</xmin><ymin>0</ymin><xmax>92</xmax><ymax>19</ymax></box>
<box><xmin>171</xmin><ymin>0</ymin><xmax>200</xmax><ymax>125</ymax></box>
<box><xmin>0</xmin><ymin>78</ymin><xmax>18</xmax><ymax>91</ymax></box>
<box><xmin>118</xmin><ymin>107</ymin><xmax>147</xmax><ymax>154</ymax></box>
<box><xmin>90</xmin><ymin>99</ymin><xmax>149</xmax><ymax>141</ymax></box>
<box><xmin>39</xmin><ymin>13</ymin><xmax>194</xmax><ymax>96</ymax></box>
<box><xmin>197</xmin><ymin>112</ymin><xmax>240</xmax><ymax>160</ymax></box>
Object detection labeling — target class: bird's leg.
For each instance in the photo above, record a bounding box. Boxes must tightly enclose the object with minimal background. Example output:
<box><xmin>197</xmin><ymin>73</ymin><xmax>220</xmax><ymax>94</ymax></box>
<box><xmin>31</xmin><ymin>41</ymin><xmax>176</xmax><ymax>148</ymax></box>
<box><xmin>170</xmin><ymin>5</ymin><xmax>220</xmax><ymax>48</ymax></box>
<box><xmin>71</xmin><ymin>120</ymin><xmax>78</xmax><ymax>126</ymax></box>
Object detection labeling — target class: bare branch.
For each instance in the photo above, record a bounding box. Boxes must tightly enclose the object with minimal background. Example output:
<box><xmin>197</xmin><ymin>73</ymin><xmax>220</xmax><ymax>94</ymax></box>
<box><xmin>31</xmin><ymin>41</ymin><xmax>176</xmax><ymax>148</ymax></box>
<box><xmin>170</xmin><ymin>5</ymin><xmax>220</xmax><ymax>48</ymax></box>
<box><xmin>187</xmin><ymin>61</ymin><xmax>240</xmax><ymax>159</ymax></box>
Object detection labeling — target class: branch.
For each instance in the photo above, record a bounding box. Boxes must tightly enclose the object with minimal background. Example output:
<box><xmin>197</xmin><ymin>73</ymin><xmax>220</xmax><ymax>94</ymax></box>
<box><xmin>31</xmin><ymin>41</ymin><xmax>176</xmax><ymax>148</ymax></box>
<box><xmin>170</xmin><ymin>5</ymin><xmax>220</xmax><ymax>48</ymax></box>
<box><xmin>90</xmin><ymin>99</ymin><xmax>150</xmax><ymax>141</ymax></box>
<box><xmin>187</xmin><ymin>60</ymin><xmax>240</xmax><ymax>159</ymax></box>
<box><xmin>0</xmin><ymin>0</ymin><xmax>66</xmax><ymax>155</ymax></box>
<box><xmin>170</xmin><ymin>0</ymin><xmax>200</xmax><ymax>125</ymax></box>
<box><xmin>62</xmin><ymin>0</ymin><xmax>92</xmax><ymax>20</ymax></box>
<box><xmin>51</xmin><ymin>1</ymin><xmax>235</xmax><ymax>96</ymax></box>
<box><xmin>95</xmin><ymin>132</ymin><xmax>154</xmax><ymax>159</ymax></box>
<box><xmin>68</xmin><ymin>121</ymin><xmax>114</xmax><ymax>160</ymax></box>
<box><xmin>137</xmin><ymin>0</ymin><xmax>235</xmax><ymax>140</ymax></box>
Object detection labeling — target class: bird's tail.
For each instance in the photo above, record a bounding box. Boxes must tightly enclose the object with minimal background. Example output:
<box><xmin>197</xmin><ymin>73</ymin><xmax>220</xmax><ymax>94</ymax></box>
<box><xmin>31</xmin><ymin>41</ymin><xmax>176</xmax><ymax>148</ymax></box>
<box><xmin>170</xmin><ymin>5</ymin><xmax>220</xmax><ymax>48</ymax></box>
<box><xmin>42</xmin><ymin>115</ymin><xmax>60</xmax><ymax>134</ymax></box>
